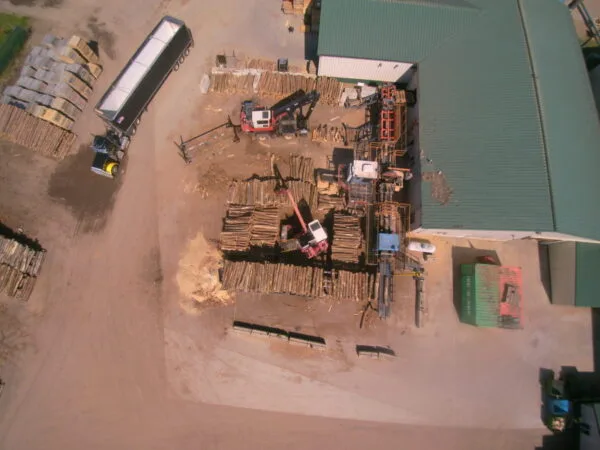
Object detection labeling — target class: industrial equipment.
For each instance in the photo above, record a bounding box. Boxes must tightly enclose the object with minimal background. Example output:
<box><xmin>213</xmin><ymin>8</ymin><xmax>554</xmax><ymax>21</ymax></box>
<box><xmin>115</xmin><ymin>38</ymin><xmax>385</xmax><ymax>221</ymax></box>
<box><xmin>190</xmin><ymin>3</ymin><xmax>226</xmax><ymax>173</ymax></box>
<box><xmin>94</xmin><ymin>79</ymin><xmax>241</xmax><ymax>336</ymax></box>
<box><xmin>240</xmin><ymin>89</ymin><xmax>319</xmax><ymax>136</ymax></box>
<box><xmin>274</xmin><ymin>165</ymin><xmax>328</xmax><ymax>259</ymax></box>
<box><xmin>89</xmin><ymin>130</ymin><xmax>129</xmax><ymax>178</ymax></box>
<box><xmin>543</xmin><ymin>372</ymin><xmax>572</xmax><ymax>433</ymax></box>
<box><xmin>95</xmin><ymin>16</ymin><xmax>193</xmax><ymax>138</ymax></box>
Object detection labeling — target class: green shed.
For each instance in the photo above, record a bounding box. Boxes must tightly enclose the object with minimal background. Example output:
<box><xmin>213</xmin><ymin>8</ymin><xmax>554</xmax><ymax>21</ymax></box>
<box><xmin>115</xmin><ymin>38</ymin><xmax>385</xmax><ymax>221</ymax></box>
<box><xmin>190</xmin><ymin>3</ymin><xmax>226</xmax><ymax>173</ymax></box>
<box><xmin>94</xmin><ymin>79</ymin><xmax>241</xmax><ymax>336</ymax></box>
<box><xmin>460</xmin><ymin>263</ymin><xmax>522</xmax><ymax>329</ymax></box>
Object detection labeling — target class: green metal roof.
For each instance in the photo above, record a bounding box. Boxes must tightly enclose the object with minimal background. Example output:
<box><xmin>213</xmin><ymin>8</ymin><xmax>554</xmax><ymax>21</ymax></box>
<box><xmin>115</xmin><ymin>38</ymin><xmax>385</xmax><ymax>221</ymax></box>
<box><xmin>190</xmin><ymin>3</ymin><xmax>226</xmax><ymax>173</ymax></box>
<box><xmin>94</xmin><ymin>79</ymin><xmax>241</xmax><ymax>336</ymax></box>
<box><xmin>317</xmin><ymin>0</ymin><xmax>481</xmax><ymax>63</ymax></box>
<box><xmin>318</xmin><ymin>0</ymin><xmax>600</xmax><ymax>240</ymax></box>
<box><xmin>574</xmin><ymin>243</ymin><xmax>600</xmax><ymax>307</ymax></box>
<box><xmin>460</xmin><ymin>263</ymin><xmax>500</xmax><ymax>327</ymax></box>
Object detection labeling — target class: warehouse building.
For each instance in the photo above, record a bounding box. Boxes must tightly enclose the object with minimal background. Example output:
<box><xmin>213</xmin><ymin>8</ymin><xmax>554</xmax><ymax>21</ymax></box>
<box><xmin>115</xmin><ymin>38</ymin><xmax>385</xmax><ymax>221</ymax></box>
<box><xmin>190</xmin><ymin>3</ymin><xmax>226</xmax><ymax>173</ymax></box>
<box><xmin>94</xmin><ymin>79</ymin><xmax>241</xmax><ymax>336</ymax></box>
<box><xmin>317</xmin><ymin>0</ymin><xmax>600</xmax><ymax>242</ymax></box>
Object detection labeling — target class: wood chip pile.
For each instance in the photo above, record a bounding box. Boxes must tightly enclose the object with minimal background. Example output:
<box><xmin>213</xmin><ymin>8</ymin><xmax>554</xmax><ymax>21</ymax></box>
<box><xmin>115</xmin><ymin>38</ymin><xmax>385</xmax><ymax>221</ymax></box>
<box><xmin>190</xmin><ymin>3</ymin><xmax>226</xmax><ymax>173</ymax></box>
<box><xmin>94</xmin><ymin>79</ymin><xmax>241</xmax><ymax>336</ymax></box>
<box><xmin>332</xmin><ymin>214</ymin><xmax>363</xmax><ymax>263</ymax></box>
<box><xmin>222</xmin><ymin>260</ymin><xmax>324</xmax><ymax>297</ymax></box>
<box><xmin>0</xmin><ymin>104</ymin><xmax>76</xmax><ymax>159</ymax></box>
<box><xmin>0</xmin><ymin>236</ymin><xmax>45</xmax><ymax>300</ymax></box>
<box><xmin>220</xmin><ymin>205</ymin><xmax>280</xmax><ymax>252</ymax></box>
<box><xmin>331</xmin><ymin>270</ymin><xmax>375</xmax><ymax>302</ymax></box>
<box><xmin>317</xmin><ymin>193</ymin><xmax>346</xmax><ymax>211</ymax></box>
<box><xmin>311</xmin><ymin>124</ymin><xmax>345</xmax><ymax>143</ymax></box>
<box><xmin>227</xmin><ymin>179</ymin><xmax>317</xmax><ymax>209</ymax></box>
<box><xmin>289</xmin><ymin>154</ymin><xmax>313</xmax><ymax>182</ymax></box>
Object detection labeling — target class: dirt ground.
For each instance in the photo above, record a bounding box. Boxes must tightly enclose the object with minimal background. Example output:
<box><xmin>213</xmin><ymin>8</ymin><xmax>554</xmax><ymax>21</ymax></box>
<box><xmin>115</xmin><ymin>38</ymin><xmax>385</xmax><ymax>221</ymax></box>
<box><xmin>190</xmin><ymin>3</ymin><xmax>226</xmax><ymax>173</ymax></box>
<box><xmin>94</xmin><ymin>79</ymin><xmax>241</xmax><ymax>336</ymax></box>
<box><xmin>0</xmin><ymin>1</ymin><xmax>595</xmax><ymax>449</ymax></box>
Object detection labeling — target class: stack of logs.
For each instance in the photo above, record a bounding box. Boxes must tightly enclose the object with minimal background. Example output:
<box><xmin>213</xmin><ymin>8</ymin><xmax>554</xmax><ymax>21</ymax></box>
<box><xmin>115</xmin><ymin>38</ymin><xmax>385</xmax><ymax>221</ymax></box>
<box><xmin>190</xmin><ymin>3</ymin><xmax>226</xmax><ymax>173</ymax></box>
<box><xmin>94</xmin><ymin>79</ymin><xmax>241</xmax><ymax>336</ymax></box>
<box><xmin>0</xmin><ymin>104</ymin><xmax>76</xmax><ymax>160</ymax></box>
<box><xmin>311</xmin><ymin>124</ymin><xmax>345</xmax><ymax>143</ymax></box>
<box><xmin>222</xmin><ymin>260</ymin><xmax>324</xmax><ymax>297</ymax></box>
<box><xmin>208</xmin><ymin>72</ymin><xmax>255</xmax><ymax>95</ymax></box>
<box><xmin>0</xmin><ymin>236</ymin><xmax>45</xmax><ymax>301</ymax></box>
<box><xmin>331</xmin><ymin>270</ymin><xmax>375</xmax><ymax>302</ymax></box>
<box><xmin>220</xmin><ymin>205</ymin><xmax>280</xmax><ymax>252</ymax></box>
<box><xmin>289</xmin><ymin>154</ymin><xmax>313</xmax><ymax>182</ymax></box>
<box><xmin>317</xmin><ymin>193</ymin><xmax>346</xmax><ymax>211</ymax></box>
<box><xmin>227</xmin><ymin>179</ymin><xmax>317</xmax><ymax>210</ymax></box>
<box><xmin>331</xmin><ymin>214</ymin><xmax>363</xmax><ymax>263</ymax></box>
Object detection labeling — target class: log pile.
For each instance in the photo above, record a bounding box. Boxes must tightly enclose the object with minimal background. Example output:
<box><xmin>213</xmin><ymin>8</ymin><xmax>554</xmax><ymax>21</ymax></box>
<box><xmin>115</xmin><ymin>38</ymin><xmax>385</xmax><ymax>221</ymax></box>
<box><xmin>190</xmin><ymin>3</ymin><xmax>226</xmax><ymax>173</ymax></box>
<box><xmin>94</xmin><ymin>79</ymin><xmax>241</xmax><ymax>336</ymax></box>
<box><xmin>249</xmin><ymin>207</ymin><xmax>280</xmax><ymax>247</ymax></box>
<box><xmin>331</xmin><ymin>270</ymin><xmax>375</xmax><ymax>302</ymax></box>
<box><xmin>220</xmin><ymin>205</ymin><xmax>254</xmax><ymax>252</ymax></box>
<box><xmin>227</xmin><ymin>179</ymin><xmax>317</xmax><ymax>210</ymax></box>
<box><xmin>0</xmin><ymin>104</ymin><xmax>76</xmax><ymax>160</ymax></box>
<box><xmin>0</xmin><ymin>236</ymin><xmax>45</xmax><ymax>301</ymax></box>
<box><xmin>222</xmin><ymin>260</ymin><xmax>324</xmax><ymax>298</ymax></box>
<box><xmin>289</xmin><ymin>154</ymin><xmax>313</xmax><ymax>182</ymax></box>
<box><xmin>317</xmin><ymin>193</ymin><xmax>346</xmax><ymax>211</ymax></box>
<box><xmin>208</xmin><ymin>72</ymin><xmax>255</xmax><ymax>94</ymax></box>
<box><xmin>331</xmin><ymin>214</ymin><xmax>363</xmax><ymax>263</ymax></box>
<box><xmin>311</xmin><ymin>124</ymin><xmax>345</xmax><ymax>143</ymax></box>
<box><xmin>245</xmin><ymin>58</ymin><xmax>276</xmax><ymax>71</ymax></box>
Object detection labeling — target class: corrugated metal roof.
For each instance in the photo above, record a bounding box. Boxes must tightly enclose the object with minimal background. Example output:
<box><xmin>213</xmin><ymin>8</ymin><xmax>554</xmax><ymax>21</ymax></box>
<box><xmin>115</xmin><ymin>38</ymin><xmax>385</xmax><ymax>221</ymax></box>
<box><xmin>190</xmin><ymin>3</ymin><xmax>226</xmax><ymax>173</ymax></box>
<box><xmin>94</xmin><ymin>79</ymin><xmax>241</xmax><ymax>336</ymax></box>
<box><xmin>317</xmin><ymin>0</ymin><xmax>481</xmax><ymax>63</ymax></box>
<box><xmin>460</xmin><ymin>263</ymin><xmax>500</xmax><ymax>327</ymax></box>
<box><xmin>418</xmin><ymin>0</ymin><xmax>554</xmax><ymax>231</ymax></box>
<box><xmin>574</xmin><ymin>243</ymin><xmax>600</xmax><ymax>307</ymax></box>
<box><xmin>519</xmin><ymin>0</ymin><xmax>600</xmax><ymax>241</ymax></box>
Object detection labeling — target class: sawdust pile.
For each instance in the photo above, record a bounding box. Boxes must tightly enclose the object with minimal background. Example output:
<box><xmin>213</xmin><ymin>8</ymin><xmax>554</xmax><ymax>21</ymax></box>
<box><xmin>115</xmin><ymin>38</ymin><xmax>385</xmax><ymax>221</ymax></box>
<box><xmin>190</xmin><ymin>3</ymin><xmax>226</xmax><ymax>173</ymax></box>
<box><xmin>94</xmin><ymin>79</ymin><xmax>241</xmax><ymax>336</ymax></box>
<box><xmin>176</xmin><ymin>232</ymin><xmax>231</xmax><ymax>315</ymax></box>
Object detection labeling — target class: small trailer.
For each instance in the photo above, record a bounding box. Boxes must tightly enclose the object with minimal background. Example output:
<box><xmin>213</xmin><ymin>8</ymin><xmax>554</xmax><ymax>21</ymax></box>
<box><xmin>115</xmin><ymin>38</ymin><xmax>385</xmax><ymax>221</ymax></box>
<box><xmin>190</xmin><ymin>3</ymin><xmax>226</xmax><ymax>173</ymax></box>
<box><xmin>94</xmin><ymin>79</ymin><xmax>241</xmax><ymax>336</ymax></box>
<box><xmin>94</xmin><ymin>15</ymin><xmax>193</xmax><ymax>138</ymax></box>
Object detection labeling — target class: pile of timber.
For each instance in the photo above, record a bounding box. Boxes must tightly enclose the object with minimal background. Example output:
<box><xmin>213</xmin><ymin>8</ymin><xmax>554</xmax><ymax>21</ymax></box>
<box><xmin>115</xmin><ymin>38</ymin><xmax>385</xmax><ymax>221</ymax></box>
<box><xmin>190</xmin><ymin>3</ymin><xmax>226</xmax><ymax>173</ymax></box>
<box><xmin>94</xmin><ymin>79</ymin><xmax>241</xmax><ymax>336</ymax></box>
<box><xmin>0</xmin><ymin>104</ymin><xmax>76</xmax><ymax>159</ymax></box>
<box><xmin>257</xmin><ymin>73</ymin><xmax>342</xmax><ymax>105</ymax></box>
<box><xmin>220</xmin><ymin>205</ymin><xmax>254</xmax><ymax>252</ymax></box>
<box><xmin>331</xmin><ymin>214</ymin><xmax>363</xmax><ymax>263</ymax></box>
<box><xmin>0</xmin><ymin>236</ymin><xmax>45</xmax><ymax>301</ymax></box>
<box><xmin>311</xmin><ymin>124</ymin><xmax>344</xmax><ymax>143</ymax></box>
<box><xmin>227</xmin><ymin>179</ymin><xmax>317</xmax><ymax>210</ymax></box>
<box><xmin>332</xmin><ymin>270</ymin><xmax>375</xmax><ymax>302</ymax></box>
<box><xmin>222</xmin><ymin>260</ymin><xmax>324</xmax><ymax>297</ymax></box>
<box><xmin>289</xmin><ymin>154</ymin><xmax>313</xmax><ymax>182</ymax></box>
<box><xmin>317</xmin><ymin>193</ymin><xmax>346</xmax><ymax>211</ymax></box>
<box><xmin>246</xmin><ymin>58</ymin><xmax>276</xmax><ymax>71</ymax></box>
<box><xmin>208</xmin><ymin>72</ymin><xmax>255</xmax><ymax>94</ymax></box>
<box><xmin>249</xmin><ymin>207</ymin><xmax>280</xmax><ymax>246</ymax></box>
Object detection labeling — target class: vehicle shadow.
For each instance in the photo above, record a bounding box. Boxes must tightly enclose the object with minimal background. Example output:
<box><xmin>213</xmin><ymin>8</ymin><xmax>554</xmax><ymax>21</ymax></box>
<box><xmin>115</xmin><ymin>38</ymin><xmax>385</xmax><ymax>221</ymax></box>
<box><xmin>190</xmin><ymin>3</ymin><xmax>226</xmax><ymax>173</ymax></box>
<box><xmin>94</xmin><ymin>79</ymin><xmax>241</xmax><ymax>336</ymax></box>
<box><xmin>450</xmin><ymin>246</ymin><xmax>500</xmax><ymax>318</ymax></box>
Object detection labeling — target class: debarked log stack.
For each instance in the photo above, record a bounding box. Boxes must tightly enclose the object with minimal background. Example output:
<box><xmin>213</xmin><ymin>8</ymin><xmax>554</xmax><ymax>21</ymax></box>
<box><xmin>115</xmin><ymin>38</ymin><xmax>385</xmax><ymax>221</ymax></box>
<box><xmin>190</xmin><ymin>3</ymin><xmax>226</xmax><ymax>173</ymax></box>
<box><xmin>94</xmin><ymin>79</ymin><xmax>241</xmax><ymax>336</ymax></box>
<box><xmin>227</xmin><ymin>179</ymin><xmax>317</xmax><ymax>210</ymax></box>
<box><xmin>0</xmin><ymin>236</ymin><xmax>46</xmax><ymax>301</ymax></box>
<box><xmin>331</xmin><ymin>214</ymin><xmax>363</xmax><ymax>263</ymax></box>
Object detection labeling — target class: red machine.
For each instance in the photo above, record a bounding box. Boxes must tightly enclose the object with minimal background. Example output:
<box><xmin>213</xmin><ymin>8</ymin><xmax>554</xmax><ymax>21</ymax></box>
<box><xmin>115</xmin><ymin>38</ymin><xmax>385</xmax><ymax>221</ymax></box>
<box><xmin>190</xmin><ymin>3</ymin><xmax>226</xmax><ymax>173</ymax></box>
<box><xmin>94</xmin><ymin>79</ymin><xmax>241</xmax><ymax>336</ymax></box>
<box><xmin>274</xmin><ymin>165</ymin><xmax>328</xmax><ymax>259</ymax></box>
<box><xmin>240</xmin><ymin>90</ymin><xmax>320</xmax><ymax>136</ymax></box>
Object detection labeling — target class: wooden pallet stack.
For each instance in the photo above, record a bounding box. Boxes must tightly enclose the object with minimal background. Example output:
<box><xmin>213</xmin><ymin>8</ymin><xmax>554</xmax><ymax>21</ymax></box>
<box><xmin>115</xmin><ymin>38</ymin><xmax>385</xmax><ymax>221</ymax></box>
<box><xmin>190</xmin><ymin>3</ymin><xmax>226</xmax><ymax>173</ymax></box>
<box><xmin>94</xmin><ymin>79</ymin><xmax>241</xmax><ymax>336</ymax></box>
<box><xmin>331</xmin><ymin>214</ymin><xmax>363</xmax><ymax>263</ymax></box>
<box><xmin>289</xmin><ymin>154</ymin><xmax>313</xmax><ymax>182</ymax></box>
<box><xmin>208</xmin><ymin>72</ymin><xmax>255</xmax><ymax>94</ymax></box>
<box><xmin>311</xmin><ymin>124</ymin><xmax>345</xmax><ymax>143</ymax></box>
<box><xmin>220</xmin><ymin>205</ymin><xmax>254</xmax><ymax>252</ymax></box>
<box><xmin>227</xmin><ymin>179</ymin><xmax>317</xmax><ymax>210</ymax></box>
<box><xmin>222</xmin><ymin>260</ymin><xmax>324</xmax><ymax>297</ymax></box>
<box><xmin>0</xmin><ymin>104</ymin><xmax>76</xmax><ymax>160</ymax></box>
<box><xmin>0</xmin><ymin>236</ymin><xmax>45</xmax><ymax>301</ymax></box>
<box><xmin>249</xmin><ymin>207</ymin><xmax>280</xmax><ymax>247</ymax></box>
<box><xmin>317</xmin><ymin>193</ymin><xmax>346</xmax><ymax>211</ymax></box>
<box><xmin>332</xmin><ymin>270</ymin><xmax>375</xmax><ymax>302</ymax></box>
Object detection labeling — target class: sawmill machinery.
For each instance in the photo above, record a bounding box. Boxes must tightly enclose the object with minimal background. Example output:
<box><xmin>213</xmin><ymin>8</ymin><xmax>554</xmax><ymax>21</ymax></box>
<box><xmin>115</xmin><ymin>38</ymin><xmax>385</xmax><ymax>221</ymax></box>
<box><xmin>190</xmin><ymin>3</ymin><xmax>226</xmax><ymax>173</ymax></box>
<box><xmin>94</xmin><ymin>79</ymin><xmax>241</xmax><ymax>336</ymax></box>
<box><xmin>274</xmin><ymin>164</ymin><xmax>328</xmax><ymax>259</ymax></box>
<box><xmin>89</xmin><ymin>130</ymin><xmax>129</xmax><ymax>178</ymax></box>
<box><xmin>240</xmin><ymin>89</ymin><xmax>320</xmax><ymax>136</ymax></box>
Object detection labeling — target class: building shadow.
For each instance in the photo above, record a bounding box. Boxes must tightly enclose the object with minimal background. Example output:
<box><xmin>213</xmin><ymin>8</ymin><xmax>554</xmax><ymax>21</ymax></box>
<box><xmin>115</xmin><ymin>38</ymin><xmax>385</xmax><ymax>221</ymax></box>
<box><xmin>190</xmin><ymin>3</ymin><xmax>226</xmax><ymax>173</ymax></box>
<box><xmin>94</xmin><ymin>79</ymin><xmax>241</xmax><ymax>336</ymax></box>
<box><xmin>534</xmin><ymin>431</ymin><xmax>576</xmax><ymax>450</ymax></box>
<box><xmin>592</xmin><ymin>308</ymin><xmax>600</xmax><ymax>373</ymax></box>
<box><xmin>537</xmin><ymin>242</ymin><xmax>552</xmax><ymax>300</ymax></box>
<box><xmin>450</xmin><ymin>246</ymin><xmax>500</xmax><ymax>318</ymax></box>
<box><xmin>304</xmin><ymin>31</ymin><xmax>318</xmax><ymax>63</ymax></box>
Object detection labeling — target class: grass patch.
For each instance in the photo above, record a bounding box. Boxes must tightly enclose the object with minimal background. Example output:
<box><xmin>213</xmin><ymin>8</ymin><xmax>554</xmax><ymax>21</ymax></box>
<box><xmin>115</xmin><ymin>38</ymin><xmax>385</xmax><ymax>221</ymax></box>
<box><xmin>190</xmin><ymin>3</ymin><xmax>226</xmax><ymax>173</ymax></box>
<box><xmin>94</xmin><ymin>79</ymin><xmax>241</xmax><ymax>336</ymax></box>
<box><xmin>0</xmin><ymin>13</ymin><xmax>29</xmax><ymax>45</ymax></box>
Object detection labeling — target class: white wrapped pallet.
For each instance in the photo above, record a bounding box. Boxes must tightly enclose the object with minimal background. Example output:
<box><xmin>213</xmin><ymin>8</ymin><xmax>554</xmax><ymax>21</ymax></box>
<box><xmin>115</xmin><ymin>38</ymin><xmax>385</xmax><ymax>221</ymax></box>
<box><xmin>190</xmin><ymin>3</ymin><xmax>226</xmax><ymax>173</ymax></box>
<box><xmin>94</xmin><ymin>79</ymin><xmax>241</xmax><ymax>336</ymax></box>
<box><xmin>65</xmin><ymin>63</ymin><xmax>95</xmax><ymax>86</ymax></box>
<box><xmin>50</xmin><ymin>97</ymin><xmax>79</xmax><ymax>120</ymax></box>
<box><xmin>44</xmin><ymin>82</ymin><xmax>86</xmax><ymax>110</ymax></box>
<box><xmin>41</xmin><ymin>34</ymin><xmax>63</xmax><ymax>49</ymax></box>
<box><xmin>19</xmin><ymin>65</ymin><xmax>36</xmax><ymax>77</ymax></box>
<box><xmin>16</xmin><ymin>76</ymin><xmax>47</xmax><ymax>93</ymax></box>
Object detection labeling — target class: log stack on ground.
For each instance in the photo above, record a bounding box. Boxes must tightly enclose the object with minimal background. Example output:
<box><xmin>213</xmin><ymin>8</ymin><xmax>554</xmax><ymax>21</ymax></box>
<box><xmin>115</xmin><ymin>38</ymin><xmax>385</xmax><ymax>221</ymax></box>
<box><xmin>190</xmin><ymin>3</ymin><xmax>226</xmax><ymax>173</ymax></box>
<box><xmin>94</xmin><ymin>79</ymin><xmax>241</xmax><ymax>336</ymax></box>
<box><xmin>332</xmin><ymin>270</ymin><xmax>375</xmax><ymax>302</ymax></box>
<box><xmin>289</xmin><ymin>154</ymin><xmax>314</xmax><ymax>182</ymax></box>
<box><xmin>222</xmin><ymin>260</ymin><xmax>324</xmax><ymax>298</ymax></box>
<box><xmin>311</xmin><ymin>124</ymin><xmax>345</xmax><ymax>143</ymax></box>
<box><xmin>219</xmin><ymin>205</ymin><xmax>254</xmax><ymax>252</ymax></box>
<box><xmin>208</xmin><ymin>72</ymin><xmax>255</xmax><ymax>95</ymax></box>
<box><xmin>0</xmin><ymin>236</ymin><xmax>45</xmax><ymax>301</ymax></box>
<box><xmin>317</xmin><ymin>193</ymin><xmax>346</xmax><ymax>211</ymax></box>
<box><xmin>331</xmin><ymin>214</ymin><xmax>363</xmax><ymax>263</ymax></box>
<box><xmin>249</xmin><ymin>207</ymin><xmax>280</xmax><ymax>247</ymax></box>
<box><xmin>0</xmin><ymin>104</ymin><xmax>76</xmax><ymax>160</ymax></box>
<box><xmin>227</xmin><ymin>179</ymin><xmax>317</xmax><ymax>210</ymax></box>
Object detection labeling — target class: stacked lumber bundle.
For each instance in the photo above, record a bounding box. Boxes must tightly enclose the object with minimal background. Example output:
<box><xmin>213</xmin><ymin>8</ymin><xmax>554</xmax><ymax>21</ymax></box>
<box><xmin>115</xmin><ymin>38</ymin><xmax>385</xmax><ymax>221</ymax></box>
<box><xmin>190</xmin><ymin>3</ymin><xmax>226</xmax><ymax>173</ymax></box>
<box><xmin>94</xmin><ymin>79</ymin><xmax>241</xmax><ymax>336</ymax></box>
<box><xmin>208</xmin><ymin>72</ymin><xmax>256</xmax><ymax>94</ymax></box>
<box><xmin>0</xmin><ymin>104</ymin><xmax>77</xmax><ymax>159</ymax></box>
<box><xmin>331</xmin><ymin>214</ymin><xmax>363</xmax><ymax>263</ymax></box>
<box><xmin>289</xmin><ymin>154</ymin><xmax>313</xmax><ymax>182</ymax></box>
<box><xmin>311</xmin><ymin>124</ymin><xmax>344</xmax><ymax>143</ymax></box>
<box><xmin>317</xmin><ymin>193</ymin><xmax>346</xmax><ymax>211</ymax></box>
<box><xmin>250</xmin><ymin>207</ymin><xmax>280</xmax><ymax>246</ymax></box>
<box><xmin>222</xmin><ymin>260</ymin><xmax>324</xmax><ymax>297</ymax></box>
<box><xmin>227</xmin><ymin>179</ymin><xmax>317</xmax><ymax>209</ymax></box>
<box><xmin>220</xmin><ymin>205</ymin><xmax>254</xmax><ymax>252</ymax></box>
<box><xmin>0</xmin><ymin>236</ymin><xmax>45</xmax><ymax>301</ymax></box>
<box><xmin>281</xmin><ymin>0</ymin><xmax>307</xmax><ymax>15</ymax></box>
<box><xmin>332</xmin><ymin>270</ymin><xmax>375</xmax><ymax>302</ymax></box>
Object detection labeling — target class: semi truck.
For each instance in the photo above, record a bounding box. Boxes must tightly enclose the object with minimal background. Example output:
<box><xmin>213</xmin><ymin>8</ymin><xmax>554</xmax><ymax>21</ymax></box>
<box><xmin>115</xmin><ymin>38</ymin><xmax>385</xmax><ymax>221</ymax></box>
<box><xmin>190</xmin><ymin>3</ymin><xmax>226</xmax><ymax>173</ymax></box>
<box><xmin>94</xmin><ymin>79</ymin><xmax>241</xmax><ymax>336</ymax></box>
<box><xmin>91</xmin><ymin>15</ymin><xmax>193</xmax><ymax>177</ymax></box>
